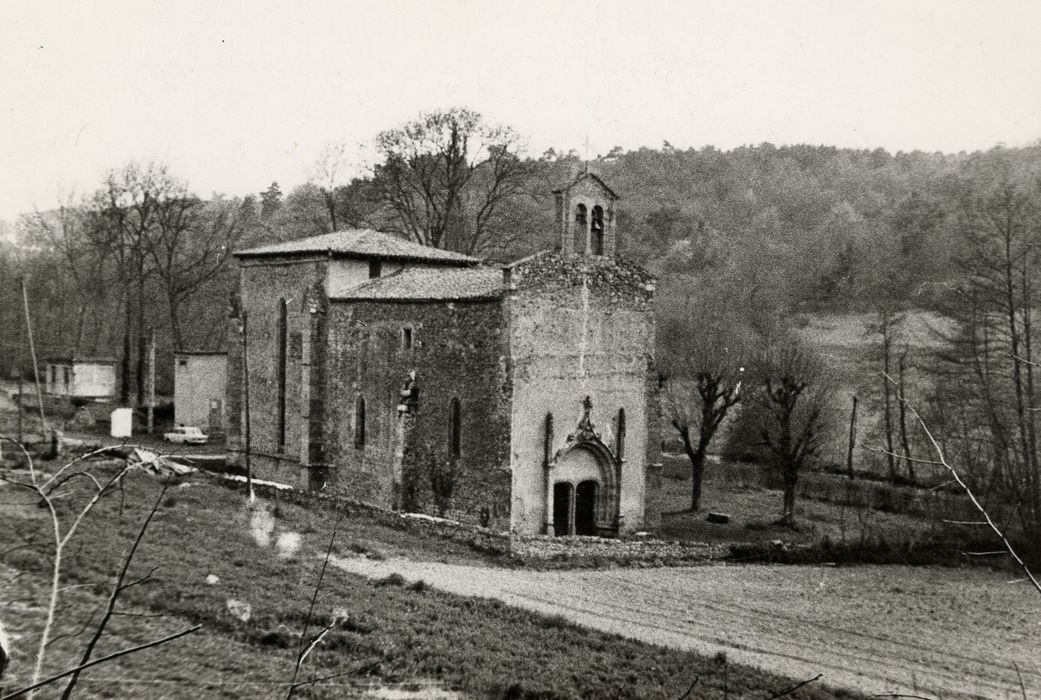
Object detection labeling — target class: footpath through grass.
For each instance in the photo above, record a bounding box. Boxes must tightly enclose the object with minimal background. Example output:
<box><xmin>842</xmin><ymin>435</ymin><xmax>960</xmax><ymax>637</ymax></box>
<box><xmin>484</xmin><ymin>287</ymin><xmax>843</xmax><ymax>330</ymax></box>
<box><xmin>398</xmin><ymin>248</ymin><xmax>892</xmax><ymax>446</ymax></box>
<box><xmin>0</xmin><ymin>461</ymin><xmax>864</xmax><ymax>699</ymax></box>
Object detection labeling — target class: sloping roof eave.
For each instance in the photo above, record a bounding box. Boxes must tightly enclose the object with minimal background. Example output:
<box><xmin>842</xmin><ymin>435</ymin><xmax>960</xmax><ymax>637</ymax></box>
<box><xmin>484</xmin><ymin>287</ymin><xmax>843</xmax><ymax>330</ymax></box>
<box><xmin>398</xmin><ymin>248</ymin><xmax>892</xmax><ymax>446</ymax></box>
<box><xmin>234</xmin><ymin>229</ymin><xmax>481</xmax><ymax>264</ymax></box>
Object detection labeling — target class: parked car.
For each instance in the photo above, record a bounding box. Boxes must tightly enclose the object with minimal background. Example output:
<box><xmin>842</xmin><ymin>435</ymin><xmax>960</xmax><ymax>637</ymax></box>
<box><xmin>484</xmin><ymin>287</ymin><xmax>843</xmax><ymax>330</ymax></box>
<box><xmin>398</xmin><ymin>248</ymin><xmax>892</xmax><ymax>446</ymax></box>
<box><xmin>163</xmin><ymin>425</ymin><xmax>208</xmax><ymax>445</ymax></box>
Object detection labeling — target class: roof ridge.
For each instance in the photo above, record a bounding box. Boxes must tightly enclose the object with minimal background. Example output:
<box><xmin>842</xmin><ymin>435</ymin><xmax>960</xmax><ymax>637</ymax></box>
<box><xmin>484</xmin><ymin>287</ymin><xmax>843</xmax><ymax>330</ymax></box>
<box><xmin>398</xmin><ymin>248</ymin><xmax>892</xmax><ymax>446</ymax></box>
<box><xmin>235</xmin><ymin>228</ymin><xmax>480</xmax><ymax>263</ymax></box>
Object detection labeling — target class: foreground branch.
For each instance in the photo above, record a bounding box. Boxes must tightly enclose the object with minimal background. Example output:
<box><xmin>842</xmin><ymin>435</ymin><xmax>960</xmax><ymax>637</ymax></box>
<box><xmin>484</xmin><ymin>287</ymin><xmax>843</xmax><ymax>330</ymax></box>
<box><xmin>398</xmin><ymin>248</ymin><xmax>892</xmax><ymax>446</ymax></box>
<box><xmin>1</xmin><ymin>625</ymin><xmax>201</xmax><ymax>699</ymax></box>
<box><xmin>60</xmin><ymin>485</ymin><xmax>168</xmax><ymax>699</ymax></box>
<box><xmin>901</xmin><ymin>398</ymin><xmax>1041</xmax><ymax>596</ymax></box>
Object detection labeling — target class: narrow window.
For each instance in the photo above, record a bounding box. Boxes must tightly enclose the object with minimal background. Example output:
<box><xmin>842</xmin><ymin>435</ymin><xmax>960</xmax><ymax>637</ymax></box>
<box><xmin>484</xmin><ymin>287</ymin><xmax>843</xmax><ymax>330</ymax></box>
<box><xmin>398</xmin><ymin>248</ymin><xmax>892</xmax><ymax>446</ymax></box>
<box><xmin>276</xmin><ymin>298</ymin><xmax>288</xmax><ymax>449</ymax></box>
<box><xmin>64</xmin><ymin>367</ymin><xmax>70</xmax><ymax>386</ymax></box>
<box><xmin>369</xmin><ymin>259</ymin><xmax>382</xmax><ymax>279</ymax></box>
<box><xmin>402</xmin><ymin>327</ymin><xmax>414</xmax><ymax>350</ymax></box>
<box><xmin>616</xmin><ymin>408</ymin><xmax>626</xmax><ymax>462</ymax></box>
<box><xmin>354</xmin><ymin>395</ymin><xmax>367</xmax><ymax>448</ymax></box>
<box><xmin>591</xmin><ymin>205</ymin><xmax>605</xmax><ymax>255</ymax></box>
<box><xmin>575</xmin><ymin>203</ymin><xmax>587</xmax><ymax>225</ymax></box>
<box><xmin>448</xmin><ymin>397</ymin><xmax>461</xmax><ymax>458</ymax></box>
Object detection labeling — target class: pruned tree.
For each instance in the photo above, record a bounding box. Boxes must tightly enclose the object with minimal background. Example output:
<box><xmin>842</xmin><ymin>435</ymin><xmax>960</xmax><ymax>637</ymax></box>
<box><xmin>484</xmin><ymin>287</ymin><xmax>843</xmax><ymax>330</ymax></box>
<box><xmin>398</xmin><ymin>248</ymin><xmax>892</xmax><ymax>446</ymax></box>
<box><xmin>659</xmin><ymin>281</ymin><xmax>752</xmax><ymax>511</ymax></box>
<box><xmin>757</xmin><ymin>340</ymin><xmax>835</xmax><ymax>527</ymax></box>
<box><xmin>371</xmin><ymin>107</ymin><xmax>530</xmax><ymax>255</ymax></box>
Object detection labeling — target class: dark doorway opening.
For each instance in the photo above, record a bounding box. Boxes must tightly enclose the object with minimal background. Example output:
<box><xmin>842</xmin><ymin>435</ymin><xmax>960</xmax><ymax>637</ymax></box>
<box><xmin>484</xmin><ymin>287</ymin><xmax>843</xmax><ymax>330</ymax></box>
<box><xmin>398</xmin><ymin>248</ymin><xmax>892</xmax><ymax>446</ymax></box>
<box><xmin>575</xmin><ymin>480</ymin><xmax>598</xmax><ymax>535</ymax></box>
<box><xmin>553</xmin><ymin>482</ymin><xmax>572</xmax><ymax>536</ymax></box>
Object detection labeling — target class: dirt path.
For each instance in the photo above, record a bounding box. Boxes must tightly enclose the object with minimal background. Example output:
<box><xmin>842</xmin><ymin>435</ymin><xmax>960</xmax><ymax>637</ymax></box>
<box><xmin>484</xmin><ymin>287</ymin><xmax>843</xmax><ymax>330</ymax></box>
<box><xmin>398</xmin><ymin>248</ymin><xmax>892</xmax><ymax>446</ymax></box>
<box><xmin>330</xmin><ymin>556</ymin><xmax>1041</xmax><ymax>699</ymax></box>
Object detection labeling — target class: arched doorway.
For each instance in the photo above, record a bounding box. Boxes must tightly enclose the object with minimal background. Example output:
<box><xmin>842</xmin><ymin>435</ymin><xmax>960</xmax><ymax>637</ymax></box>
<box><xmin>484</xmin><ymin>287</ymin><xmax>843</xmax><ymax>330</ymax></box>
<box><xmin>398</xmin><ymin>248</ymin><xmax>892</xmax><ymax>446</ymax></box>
<box><xmin>553</xmin><ymin>482</ymin><xmax>572</xmax><ymax>537</ymax></box>
<box><xmin>575</xmin><ymin>480</ymin><xmax>598</xmax><ymax>535</ymax></box>
<box><xmin>552</xmin><ymin>444</ymin><xmax>615</xmax><ymax>536</ymax></box>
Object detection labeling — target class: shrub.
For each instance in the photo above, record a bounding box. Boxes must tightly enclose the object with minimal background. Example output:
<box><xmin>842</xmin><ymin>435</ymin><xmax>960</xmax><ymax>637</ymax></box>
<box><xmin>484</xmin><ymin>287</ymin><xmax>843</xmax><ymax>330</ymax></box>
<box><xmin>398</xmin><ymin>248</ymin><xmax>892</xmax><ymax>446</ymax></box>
<box><xmin>375</xmin><ymin>572</ymin><xmax>406</xmax><ymax>587</ymax></box>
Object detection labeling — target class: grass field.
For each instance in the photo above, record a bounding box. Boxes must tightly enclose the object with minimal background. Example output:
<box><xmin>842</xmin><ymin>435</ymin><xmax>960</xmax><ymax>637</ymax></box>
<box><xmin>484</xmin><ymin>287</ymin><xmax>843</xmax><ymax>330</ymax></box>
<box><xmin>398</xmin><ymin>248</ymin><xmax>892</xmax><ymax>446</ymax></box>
<box><xmin>654</xmin><ymin>452</ymin><xmax>1034</xmax><ymax>571</ymax></box>
<box><xmin>659</xmin><ymin>455</ymin><xmax>943</xmax><ymax>548</ymax></box>
<box><xmin>0</xmin><ymin>459</ymin><xmax>864</xmax><ymax>699</ymax></box>
<box><xmin>794</xmin><ymin>310</ymin><xmax>952</xmax><ymax>481</ymax></box>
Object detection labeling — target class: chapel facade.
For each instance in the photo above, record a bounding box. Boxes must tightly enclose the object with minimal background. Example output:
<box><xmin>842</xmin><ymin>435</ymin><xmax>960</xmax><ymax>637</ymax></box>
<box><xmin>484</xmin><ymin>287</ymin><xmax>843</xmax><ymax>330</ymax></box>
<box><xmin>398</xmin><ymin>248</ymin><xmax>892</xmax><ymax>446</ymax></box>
<box><xmin>226</xmin><ymin>172</ymin><xmax>662</xmax><ymax>536</ymax></box>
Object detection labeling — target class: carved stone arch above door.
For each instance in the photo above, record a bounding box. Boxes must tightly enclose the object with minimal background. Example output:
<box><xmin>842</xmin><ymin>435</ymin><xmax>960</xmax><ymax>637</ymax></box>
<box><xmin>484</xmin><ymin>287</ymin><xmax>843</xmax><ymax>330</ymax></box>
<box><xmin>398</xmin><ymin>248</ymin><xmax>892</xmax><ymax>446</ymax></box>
<box><xmin>547</xmin><ymin>396</ymin><xmax>620</xmax><ymax>535</ymax></box>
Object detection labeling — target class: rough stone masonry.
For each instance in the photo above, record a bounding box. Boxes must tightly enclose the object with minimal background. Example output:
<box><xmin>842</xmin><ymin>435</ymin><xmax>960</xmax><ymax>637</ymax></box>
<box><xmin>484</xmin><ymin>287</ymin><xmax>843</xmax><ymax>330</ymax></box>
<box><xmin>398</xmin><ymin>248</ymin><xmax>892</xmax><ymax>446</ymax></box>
<box><xmin>226</xmin><ymin>171</ymin><xmax>663</xmax><ymax>536</ymax></box>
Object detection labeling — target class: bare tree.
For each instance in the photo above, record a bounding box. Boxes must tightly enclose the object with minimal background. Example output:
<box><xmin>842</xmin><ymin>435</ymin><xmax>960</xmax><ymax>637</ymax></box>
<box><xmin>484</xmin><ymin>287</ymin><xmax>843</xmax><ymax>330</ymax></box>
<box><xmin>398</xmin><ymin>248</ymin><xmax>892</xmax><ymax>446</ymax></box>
<box><xmin>149</xmin><ymin>193</ymin><xmax>253</xmax><ymax>349</ymax></box>
<box><xmin>757</xmin><ymin>340</ymin><xmax>835</xmax><ymax>527</ymax></box>
<box><xmin>659</xmin><ymin>288</ymin><xmax>751</xmax><ymax>511</ymax></box>
<box><xmin>84</xmin><ymin>163</ymin><xmax>172</xmax><ymax>404</ymax></box>
<box><xmin>926</xmin><ymin>153</ymin><xmax>1041</xmax><ymax>543</ymax></box>
<box><xmin>19</xmin><ymin>199</ymin><xmax>109</xmax><ymax>354</ymax></box>
<box><xmin>371</xmin><ymin>107</ymin><xmax>529</xmax><ymax>255</ymax></box>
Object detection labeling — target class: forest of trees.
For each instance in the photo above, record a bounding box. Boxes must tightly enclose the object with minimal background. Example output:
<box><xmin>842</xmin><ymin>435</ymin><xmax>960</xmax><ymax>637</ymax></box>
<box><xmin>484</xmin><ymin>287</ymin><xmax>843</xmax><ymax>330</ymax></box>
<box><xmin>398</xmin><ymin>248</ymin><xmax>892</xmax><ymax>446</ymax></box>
<box><xmin>2</xmin><ymin>108</ymin><xmax>1039</xmax><ymax>536</ymax></box>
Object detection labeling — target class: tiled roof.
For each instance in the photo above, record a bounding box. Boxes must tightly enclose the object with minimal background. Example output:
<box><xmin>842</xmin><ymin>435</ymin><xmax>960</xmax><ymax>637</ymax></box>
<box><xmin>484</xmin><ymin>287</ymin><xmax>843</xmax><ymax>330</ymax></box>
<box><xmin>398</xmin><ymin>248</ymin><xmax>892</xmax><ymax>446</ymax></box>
<box><xmin>236</xmin><ymin>229</ymin><xmax>479</xmax><ymax>264</ymax></box>
<box><xmin>334</xmin><ymin>267</ymin><xmax>505</xmax><ymax>302</ymax></box>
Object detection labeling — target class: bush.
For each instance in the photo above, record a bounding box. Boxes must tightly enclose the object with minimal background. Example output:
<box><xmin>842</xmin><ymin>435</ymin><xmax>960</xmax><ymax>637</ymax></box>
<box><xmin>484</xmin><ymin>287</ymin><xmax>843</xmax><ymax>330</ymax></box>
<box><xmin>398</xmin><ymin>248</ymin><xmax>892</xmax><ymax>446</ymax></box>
<box><xmin>374</xmin><ymin>573</ymin><xmax>406</xmax><ymax>588</ymax></box>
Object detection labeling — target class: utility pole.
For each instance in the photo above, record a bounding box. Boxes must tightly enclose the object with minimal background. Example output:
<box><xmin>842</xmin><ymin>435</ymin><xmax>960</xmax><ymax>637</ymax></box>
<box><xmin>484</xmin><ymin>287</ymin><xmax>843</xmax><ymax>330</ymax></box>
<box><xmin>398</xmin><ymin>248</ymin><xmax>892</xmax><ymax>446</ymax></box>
<box><xmin>147</xmin><ymin>327</ymin><xmax>156</xmax><ymax>435</ymax></box>
<box><xmin>847</xmin><ymin>394</ymin><xmax>858</xmax><ymax>479</ymax></box>
<box><xmin>16</xmin><ymin>279</ymin><xmax>24</xmax><ymax>444</ymax></box>
<box><xmin>20</xmin><ymin>277</ymin><xmax>46</xmax><ymax>434</ymax></box>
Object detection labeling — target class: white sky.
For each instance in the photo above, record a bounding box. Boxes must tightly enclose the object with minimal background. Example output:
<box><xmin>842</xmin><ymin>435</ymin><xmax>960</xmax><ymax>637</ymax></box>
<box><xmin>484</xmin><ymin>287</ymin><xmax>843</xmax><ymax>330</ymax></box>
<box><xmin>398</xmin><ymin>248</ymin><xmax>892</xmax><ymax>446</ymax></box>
<box><xmin>2</xmin><ymin>0</ymin><xmax>1040</xmax><ymax>220</ymax></box>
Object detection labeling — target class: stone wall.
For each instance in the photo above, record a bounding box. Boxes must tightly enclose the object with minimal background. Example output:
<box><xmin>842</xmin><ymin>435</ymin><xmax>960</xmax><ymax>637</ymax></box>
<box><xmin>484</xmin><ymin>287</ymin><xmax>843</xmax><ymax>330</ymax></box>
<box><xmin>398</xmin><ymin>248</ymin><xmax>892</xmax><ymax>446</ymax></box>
<box><xmin>323</xmin><ymin>298</ymin><xmax>513</xmax><ymax>530</ymax></box>
<box><xmin>218</xmin><ymin>473</ymin><xmax>725</xmax><ymax>566</ymax></box>
<box><xmin>233</xmin><ymin>257</ymin><xmax>328</xmax><ymax>486</ymax></box>
<box><xmin>506</xmin><ymin>253</ymin><xmax>660</xmax><ymax>535</ymax></box>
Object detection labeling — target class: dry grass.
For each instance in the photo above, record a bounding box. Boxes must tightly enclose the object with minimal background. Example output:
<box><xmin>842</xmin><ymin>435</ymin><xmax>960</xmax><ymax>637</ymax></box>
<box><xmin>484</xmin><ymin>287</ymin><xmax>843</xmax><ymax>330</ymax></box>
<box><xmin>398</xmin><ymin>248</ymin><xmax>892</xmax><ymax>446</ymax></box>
<box><xmin>0</xmin><ymin>462</ymin><xmax>863</xmax><ymax>699</ymax></box>
<box><xmin>659</xmin><ymin>462</ymin><xmax>941</xmax><ymax>550</ymax></box>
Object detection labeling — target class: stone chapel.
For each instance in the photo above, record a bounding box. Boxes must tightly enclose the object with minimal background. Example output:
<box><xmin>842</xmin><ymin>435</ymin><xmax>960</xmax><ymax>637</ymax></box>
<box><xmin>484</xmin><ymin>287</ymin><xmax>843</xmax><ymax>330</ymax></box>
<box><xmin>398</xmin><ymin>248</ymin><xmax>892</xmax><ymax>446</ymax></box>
<box><xmin>226</xmin><ymin>172</ymin><xmax>662</xmax><ymax>536</ymax></box>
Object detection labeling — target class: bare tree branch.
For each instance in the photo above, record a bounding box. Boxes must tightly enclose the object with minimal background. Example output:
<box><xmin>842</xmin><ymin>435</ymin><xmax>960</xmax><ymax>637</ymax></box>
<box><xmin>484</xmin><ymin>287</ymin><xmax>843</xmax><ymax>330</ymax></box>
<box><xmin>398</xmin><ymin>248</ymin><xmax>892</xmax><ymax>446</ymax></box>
<box><xmin>900</xmin><ymin>395</ymin><xmax>1041</xmax><ymax>595</ymax></box>
<box><xmin>765</xmin><ymin>673</ymin><xmax>822</xmax><ymax>699</ymax></box>
<box><xmin>0</xmin><ymin>625</ymin><xmax>201</xmax><ymax>700</ymax></box>
<box><xmin>60</xmin><ymin>486</ymin><xmax>167</xmax><ymax>699</ymax></box>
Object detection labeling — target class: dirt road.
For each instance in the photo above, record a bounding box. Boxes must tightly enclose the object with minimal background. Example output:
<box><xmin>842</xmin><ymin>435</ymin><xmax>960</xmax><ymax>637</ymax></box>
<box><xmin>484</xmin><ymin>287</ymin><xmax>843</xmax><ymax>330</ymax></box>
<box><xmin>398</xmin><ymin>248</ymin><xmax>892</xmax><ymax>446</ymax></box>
<box><xmin>330</xmin><ymin>556</ymin><xmax>1040</xmax><ymax>699</ymax></box>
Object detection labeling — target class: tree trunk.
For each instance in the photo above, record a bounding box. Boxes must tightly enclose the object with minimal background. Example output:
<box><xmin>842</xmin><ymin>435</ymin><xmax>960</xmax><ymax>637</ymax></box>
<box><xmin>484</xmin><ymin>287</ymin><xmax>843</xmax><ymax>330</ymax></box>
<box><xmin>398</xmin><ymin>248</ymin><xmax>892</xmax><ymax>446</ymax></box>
<box><xmin>73</xmin><ymin>303</ymin><xmax>87</xmax><ymax>354</ymax></box>
<box><xmin>1002</xmin><ymin>225</ymin><xmax>1032</xmax><ymax>480</ymax></box>
<box><xmin>881</xmin><ymin>320</ymin><xmax>897</xmax><ymax>481</ymax></box>
<box><xmin>677</xmin><ymin>425</ymin><xmax>707</xmax><ymax>512</ymax></box>
<box><xmin>846</xmin><ymin>394</ymin><xmax>858</xmax><ymax>479</ymax></box>
<box><xmin>781</xmin><ymin>477</ymin><xmax>797</xmax><ymax>527</ymax></box>
<box><xmin>120</xmin><ymin>284</ymin><xmax>131</xmax><ymax>405</ymax></box>
<box><xmin>897</xmin><ymin>348</ymin><xmax>914</xmax><ymax>483</ymax></box>
<box><xmin>135</xmin><ymin>275</ymin><xmax>146</xmax><ymax>406</ymax></box>
<box><xmin>168</xmin><ymin>290</ymin><xmax>183</xmax><ymax>351</ymax></box>
<box><xmin>689</xmin><ymin>447</ymin><xmax>707</xmax><ymax>512</ymax></box>
<box><xmin>1019</xmin><ymin>259</ymin><xmax>1040</xmax><ymax>531</ymax></box>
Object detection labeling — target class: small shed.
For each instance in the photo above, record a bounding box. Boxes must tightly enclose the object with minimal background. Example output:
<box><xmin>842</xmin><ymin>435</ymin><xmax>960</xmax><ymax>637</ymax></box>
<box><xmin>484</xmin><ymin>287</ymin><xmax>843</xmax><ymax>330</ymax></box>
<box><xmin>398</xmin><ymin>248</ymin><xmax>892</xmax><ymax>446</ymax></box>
<box><xmin>45</xmin><ymin>357</ymin><xmax>117</xmax><ymax>400</ymax></box>
<box><xmin>174</xmin><ymin>351</ymin><xmax>227</xmax><ymax>433</ymax></box>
